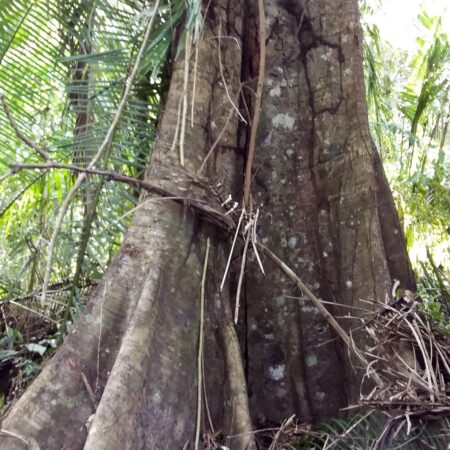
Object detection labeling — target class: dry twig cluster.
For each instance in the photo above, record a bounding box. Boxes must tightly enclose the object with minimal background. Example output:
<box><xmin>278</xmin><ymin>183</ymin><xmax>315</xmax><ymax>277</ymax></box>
<box><xmin>361</xmin><ymin>293</ymin><xmax>450</xmax><ymax>414</ymax></box>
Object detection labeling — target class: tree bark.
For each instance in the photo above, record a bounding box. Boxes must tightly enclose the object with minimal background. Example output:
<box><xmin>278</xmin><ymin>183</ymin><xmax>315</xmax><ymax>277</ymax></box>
<box><xmin>1</xmin><ymin>0</ymin><xmax>415</xmax><ymax>449</ymax></box>
<box><xmin>2</xmin><ymin>2</ymin><xmax>255</xmax><ymax>449</ymax></box>
<box><xmin>244</xmin><ymin>0</ymin><xmax>415</xmax><ymax>426</ymax></box>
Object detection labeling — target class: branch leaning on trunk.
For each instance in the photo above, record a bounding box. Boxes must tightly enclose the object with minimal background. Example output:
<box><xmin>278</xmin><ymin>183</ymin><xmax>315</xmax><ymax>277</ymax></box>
<box><xmin>11</xmin><ymin>160</ymin><xmax>384</xmax><ymax>389</ymax></box>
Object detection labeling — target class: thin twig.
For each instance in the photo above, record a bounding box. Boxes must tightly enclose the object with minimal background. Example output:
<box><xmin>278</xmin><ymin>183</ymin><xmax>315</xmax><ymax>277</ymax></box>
<box><xmin>0</xmin><ymin>429</ymin><xmax>34</xmax><ymax>448</ymax></box>
<box><xmin>12</xmin><ymin>162</ymin><xmax>235</xmax><ymax>231</ymax></box>
<box><xmin>217</xmin><ymin>21</ymin><xmax>246</xmax><ymax>124</ymax></box>
<box><xmin>81</xmin><ymin>372</ymin><xmax>97</xmax><ymax>409</ymax></box>
<box><xmin>235</xmin><ymin>229</ymin><xmax>250</xmax><ymax>324</ymax></box>
<box><xmin>95</xmin><ymin>281</ymin><xmax>107</xmax><ymax>393</ymax></box>
<box><xmin>243</xmin><ymin>0</ymin><xmax>265</xmax><ymax>207</ymax></box>
<box><xmin>191</xmin><ymin>45</ymin><xmax>199</xmax><ymax>128</ymax></box>
<box><xmin>179</xmin><ymin>30</ymin><xmax>192</xmax><ymax>166</ymax></box>
<box><xmin>220</xmin><ymin>207</ymin><xmax>245</xmax><ymax>291</ymax></box>
<box><xmin>202</xmin><ymin>353</ymin><xmax>215</xmax><ymax>434</ymax></box>
<box><xmin>0</xmin><ymin>94</ymin><xmax>52</xmax><ymax>162</ymax></box>
<box><xmin>250</xmin><ymin>207</ymin><xmax>265</xmax><ymax>274</ymax></box>
<box><xmin>170</xmin><ymin>98</ymin><xmax>183</xmax><ymax>154</ymax></box>
<box><xmin>197</xmin><ymin>102</ymin><xmax>237</xmax><ymax>175</ymax></box>
<box><xmin>195</xmin><ymin>238</ymin><xmax>210</xmax><ymax>450</ymax></box>
<box><xmin>7</xmin><ymin>300</ymin><xmax>59</xmax><ymax>325</ymax></box>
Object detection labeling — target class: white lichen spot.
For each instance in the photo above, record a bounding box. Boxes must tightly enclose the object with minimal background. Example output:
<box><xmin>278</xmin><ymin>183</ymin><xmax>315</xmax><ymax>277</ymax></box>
<box><xmin>287</xmin><ymin>149</ymin><xmax>294</xmax><ymax>157</ymax></box>
<box><xmin>313</xmin><ymin>282</ymin><xmax>320</xmax><ymax>289</ymax></box>
<box><xmin>264</xmin><ymin>333</ymin><xmax>275</xmax><ymax>340</ymax></box>
<box><xmin>288</xmin><ymin>237</ymin><xmax>298</xmax><ymax>248</ymax></box>
<box><xmin>152</xmin><ymin>390</ymin><xmax>162</xmax><ymax>405</ymax></box>
<box><xmin>280</xmin><ymin>79</ymin><xmax>288</xmax><ymax>87</ymax></box>
<box><xmin>277</xmin><ymin>66</ymin><xmax>283</xmax><ymax>73</ymax></box>
<box><xmin>268</xmin><ymin>364</ymin><xmax>285</xmax><ymax>381</ymax></box>
<box><xmin>211</xmin><ymin>121</ymin><xmax>217</xmax><ymax>130</ymax></box>
<box><xmin>394</xmin><ymin>229</ymin><xmax>399</xmax><ymax>234</ymax></box>
<box><xmin>302</xmin><ymin>305</ymin><xmax>318</xmax><ymax>315</ymax></box>
<box><xmin>280</xmin><ymin>238</ymin><xmax>287</xmax><ymax>248</ymax></box>
<box><xmin>323</xmin><ymin>251</ymin><xmax>328</xmax><ymax>257</ymax></box>
<box><xmin>346</xmin><ymin>280</ymin><xmax>353</xmax><ymax>289</ymax></box>
<box><xmin>306</xmin><ymin>355</ymin><xmax>318</xmax><ymax>367</ymax></box>
<box><xmin>315</xmin><ymin>391</ymin><xmax>326</xmax><ymax>401</ymax></box>
<box><xmin>320</xmin><ymin>48</ymin><xmax>333</xmax><ymax>61</ymax></box>
<box><xmin>276</xmin><ymin>295</ymin><xmax>285</xmax><ymax>306</ymax></box>
<box><xmin>269</xmin><ymin>85</ymin><xmax>281</xmax><ymax>97</ymax></box>
<box><xmin>272</xmin><ymin>113</ymin><xmax>295</xmax><ymax>130</ymax></box>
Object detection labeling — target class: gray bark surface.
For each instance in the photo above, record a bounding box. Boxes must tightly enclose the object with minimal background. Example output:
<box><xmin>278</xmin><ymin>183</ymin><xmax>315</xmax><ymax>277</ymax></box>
<box><xmin>244</xmin><ymin>0</ymin><xmax>414</xmax><ymax>425</ymax></box>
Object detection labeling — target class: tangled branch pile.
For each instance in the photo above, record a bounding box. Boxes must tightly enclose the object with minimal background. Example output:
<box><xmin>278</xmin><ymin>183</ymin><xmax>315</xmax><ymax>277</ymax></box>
<box><xmin>362</xmin><ymin>292</ymin><xmax>450</xmax><ymax>414</ymax></box>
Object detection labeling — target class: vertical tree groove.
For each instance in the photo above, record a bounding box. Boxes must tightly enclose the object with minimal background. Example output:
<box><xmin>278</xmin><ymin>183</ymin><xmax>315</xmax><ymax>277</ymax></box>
<box><xmin>1</xmin><ymin>1</ymin><xmax>414</xmax><ymax>449</ymax></box>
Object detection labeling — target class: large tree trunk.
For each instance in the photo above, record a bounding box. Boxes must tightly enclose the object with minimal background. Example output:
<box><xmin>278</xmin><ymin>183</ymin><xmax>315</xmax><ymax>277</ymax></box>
<box><xmin>1</xmin><ymin>0</ymin><xmax>414</xmax><ymax>449</ymax></box>
<box><xmin>243</xmin><ymin>0</ymin><xmax>415</xmax><ymax>426</ymax></box>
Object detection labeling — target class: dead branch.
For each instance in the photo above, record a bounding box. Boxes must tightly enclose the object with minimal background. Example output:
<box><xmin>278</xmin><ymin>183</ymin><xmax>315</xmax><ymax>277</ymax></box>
<box><xmin>81</xmin><ymin>372</ymin><xmax>97</xmax><ymax>409</ymax></box>
<box><xmin>0</xmin><ymin>94</ymin><xmax>52</xmax><ymax>162</ymax></box>
<box><xmin>11</xmin><ymin>162</ymin><xmax>235</xmax><ymax>231</ymax></box>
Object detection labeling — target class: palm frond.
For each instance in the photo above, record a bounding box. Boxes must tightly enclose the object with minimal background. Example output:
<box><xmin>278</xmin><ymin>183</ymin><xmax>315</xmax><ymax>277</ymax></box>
<box><xmin>0</xmin><ymin>0</ymin><xmax>197</xmax><ymax>308</ymax></box>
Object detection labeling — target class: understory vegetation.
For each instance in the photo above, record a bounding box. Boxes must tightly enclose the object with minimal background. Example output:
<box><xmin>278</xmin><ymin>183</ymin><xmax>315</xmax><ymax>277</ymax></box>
<box><xmin>0</xmin><ymin>0</ymin><xmax>449</xmax><ymax>447</ymax></box>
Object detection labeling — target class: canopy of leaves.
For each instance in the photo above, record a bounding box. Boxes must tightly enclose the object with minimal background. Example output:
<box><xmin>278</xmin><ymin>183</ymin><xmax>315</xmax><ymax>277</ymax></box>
<box><xmin>363</xmin><ymin>4</ymin><xmax>450</xmax><ymax>271</ymax></box>
<box><xmin>0</xmin><ymin>0</ymin><xmax>198</xmax><ymax>301</ymax></box>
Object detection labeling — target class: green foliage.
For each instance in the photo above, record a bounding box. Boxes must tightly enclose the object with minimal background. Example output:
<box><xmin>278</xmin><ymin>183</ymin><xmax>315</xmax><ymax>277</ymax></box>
<box><xmin>363</xmin><ymin>6</ymin><xmax>450</xmax><ymax>270</ymax></box>
<box><xmin>0</xmin><ymin>324</ymin><xmax>47</xmax><ymax>400</ymax></box>
<box><xmin>293</xmin><ymin>412</ymin><xmax>450</xmax><ymax>450</ymax></box>
<box><xmin>294</xmin><ymin>412</ymin><xmax>382</xmax><ymax>449</ymax></box>
<box><xmin>0</xmin><ymin>0</ymin><xmax>202</xmax><ymax>398</ymax></box>
<box><xmin>418</xmin><ymin>250</ymin><xmax>450</xmax><ymax>334</ymax></box>
<box><xmin>0</xmin><ymin>0</ymin><xmax>194</xmax><ymax>300</ymax></box>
